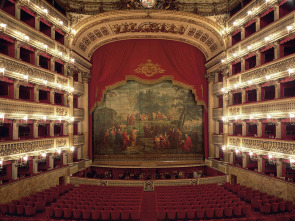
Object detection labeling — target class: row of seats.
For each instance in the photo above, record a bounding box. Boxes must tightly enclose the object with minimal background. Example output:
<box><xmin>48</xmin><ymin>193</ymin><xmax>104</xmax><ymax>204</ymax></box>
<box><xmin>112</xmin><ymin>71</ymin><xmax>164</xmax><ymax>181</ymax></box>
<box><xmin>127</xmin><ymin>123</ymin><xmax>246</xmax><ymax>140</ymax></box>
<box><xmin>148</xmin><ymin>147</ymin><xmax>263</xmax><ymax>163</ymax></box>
<box><xmin>45</xmin><ymin>207</ymin><xmax>141</xmax><ymax>220</ymax></box>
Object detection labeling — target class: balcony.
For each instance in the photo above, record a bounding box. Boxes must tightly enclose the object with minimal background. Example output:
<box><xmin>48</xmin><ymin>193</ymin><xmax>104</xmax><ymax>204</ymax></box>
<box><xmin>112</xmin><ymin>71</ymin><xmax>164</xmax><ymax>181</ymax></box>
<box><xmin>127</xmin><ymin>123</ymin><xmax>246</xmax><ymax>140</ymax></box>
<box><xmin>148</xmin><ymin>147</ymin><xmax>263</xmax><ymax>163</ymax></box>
<box><xmin>227</xmin><ymin>97</ymin><xmax>295</xmax><ymax>119</ymax></box>
<box><xmin>0</xmin><ymin>98</ymin><xmax>70</xmax><ymax>118</ymax></box>
<box><xmin>73</xmin><ymin>108</ymin><xmax>84</xmax><ymax>120</ymax></box>
<box><xmin>213</xmin><ymin>108</ymin><xmax>223</xmax><ymax>120</ymax></box>
<box><xmin>0</xmin><ymin>136</ymin><xmax>69</xmax><ymax>159</ymax></box>
<box><xmin>74</xmin><ymin>135</ymin><xmax>84</xmax><ymax>146</ymax></box>
<box><xmin>73</xmin><ymin>81</ymin><xmax>84</xmax><ymax>96</ymax></box>
<box><xmin>213</xmin><ymin>134</ymin><xmax>224</xmax><ymax>145</ymax></box>
<box><xmin>0</xmin><ymin>54</ymin><xmax>69</xmax><ymax>90</ymax></box>
<box><xmin>227</xmin><ymin>135</ymin><xmax>295</xmax><ymax>156</ymax></box>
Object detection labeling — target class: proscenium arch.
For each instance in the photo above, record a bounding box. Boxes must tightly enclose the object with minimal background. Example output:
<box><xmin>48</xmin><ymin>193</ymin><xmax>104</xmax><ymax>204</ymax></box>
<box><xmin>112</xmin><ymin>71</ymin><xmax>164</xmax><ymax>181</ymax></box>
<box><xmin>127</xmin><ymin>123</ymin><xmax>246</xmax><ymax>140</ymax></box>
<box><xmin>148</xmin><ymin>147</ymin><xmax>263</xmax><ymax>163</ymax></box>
<box><xmin>71</xmin><ymin>10</ymin><xmax>225</xmax><ymax>61</ymax></box>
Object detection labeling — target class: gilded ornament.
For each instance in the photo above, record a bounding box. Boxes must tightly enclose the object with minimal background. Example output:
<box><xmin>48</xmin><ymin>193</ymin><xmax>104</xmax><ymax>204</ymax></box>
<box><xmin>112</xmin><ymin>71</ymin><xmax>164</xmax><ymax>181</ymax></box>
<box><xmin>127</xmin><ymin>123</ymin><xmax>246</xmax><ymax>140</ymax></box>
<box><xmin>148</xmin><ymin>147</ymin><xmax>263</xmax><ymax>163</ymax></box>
<box><xmin>134</xmin><ymin>59</ymin><xmax>165</xmax><ymax>77</ymax></box>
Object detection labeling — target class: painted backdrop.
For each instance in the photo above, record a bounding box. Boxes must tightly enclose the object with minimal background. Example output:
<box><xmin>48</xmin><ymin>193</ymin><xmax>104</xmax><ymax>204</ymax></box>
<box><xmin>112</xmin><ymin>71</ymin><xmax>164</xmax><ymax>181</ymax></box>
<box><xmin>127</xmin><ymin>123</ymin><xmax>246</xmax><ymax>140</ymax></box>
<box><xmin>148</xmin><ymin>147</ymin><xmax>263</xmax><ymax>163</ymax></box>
<box><xmin>93</xmin><ymin>81</ymin><xmax>204</xmax><ymax>155</ymax></box>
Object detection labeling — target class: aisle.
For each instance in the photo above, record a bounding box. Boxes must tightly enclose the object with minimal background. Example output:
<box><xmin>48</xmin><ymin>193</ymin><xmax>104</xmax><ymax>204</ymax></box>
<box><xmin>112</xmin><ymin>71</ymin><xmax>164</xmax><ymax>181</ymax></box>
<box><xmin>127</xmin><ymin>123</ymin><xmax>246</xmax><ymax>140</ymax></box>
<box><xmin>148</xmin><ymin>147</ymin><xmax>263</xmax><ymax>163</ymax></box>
<box><xmin>140</xmin><ymin>191</ymin><xmax>157</xmax><ymax>221</ymax></box>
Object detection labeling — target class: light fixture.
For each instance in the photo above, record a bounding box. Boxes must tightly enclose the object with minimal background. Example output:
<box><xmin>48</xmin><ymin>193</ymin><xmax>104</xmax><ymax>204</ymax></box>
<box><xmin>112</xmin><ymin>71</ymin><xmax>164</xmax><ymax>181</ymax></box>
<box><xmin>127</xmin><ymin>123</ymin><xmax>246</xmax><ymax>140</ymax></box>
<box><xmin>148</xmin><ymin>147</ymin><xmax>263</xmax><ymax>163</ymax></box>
<box><xmin>58</xmin><ymin>84</ymin><xmax>62</xmax><ymax>89</ymax></box>
<box><xmin>235</xmin><ymin>116</ymin><xmax>238</xmax><ymax>120</ymax></box>
<box><xmin>290</xmin><ymin>159</ymin><xmax>295</xmax><ymax>170</ymax></box>
<box><xmin>266</xmin><ymin>76</ymin><xmax>270</xmax><ymax>80</ymax></box>
<box><xmin>43</xmin><ymin>8</ymin><xmax>48</xmax><ymax>13</ymax></box>
<box><xmin>0</xmin><ymin>23</ymin><xmax>7</xmax><ymax>28</ymax></box>
<box><xmin>43</xmin><ymin>116</ymin><xmax>47</xmax><ymax>121</ymax></box>
<box><xmin>43</xmin><ymin>80</ymin><xmax>47</xmax><ymax>85</ymax></box>
<box><xmin>43</xmin><ymin>44</ymin><xmax>48</xmax><ymax>50</ymax></box>
<box><xmin>59</xmin><ymin>21</ymin><xmax>63</xmax><ymax>25</ymax></box>
<box><xmin>290</xmin><ymin>113</ymin><xmax>295</xmax><ymax>118</ymax></box>
<box><xmin>70</xmin><ymin>87</ymin><xmax>74</xmax><ymax>92</ymax></box>
<box><xmin>247</xmin><ymin>45</ymin><xmax>252</xmax><ymax>50</ymax></box>
<box><xmin>234</xmin><ymin>84</ymin><xmax>238</xmax><ymax>88</ymax></box>
<box><xmin>248</xmin><ymin>10</ymin><xmax>252</xmax><ymax>15</ymax></box>
<box><xmin>222</xmin><ymin>145</ymin><xmax>226</xmax><ymax>151</ymax></box>
<box><xmin>0</xmin><ymin>68</ymin><xmax>4</xmax><ymax>74</ymax></box>
<box><xmin>250</xmin><ymin>115</ymin><xmax>253</xmax><ymax>120</ymax></box>
<box><xmin>58</xmin><ymin>117</ymin><xmax>62</xmax><ymax>121</ymax></box>
<box><xmin>71</xmin><ymin>29</ymin><xmax>76</xmax><ymax>35</ymax></box>
<box><xmin>24</xmin><ymin>35</ymin><xmax>30</xmax><ymax>41</ymax></box>
<box><xmin>70</xmin><ymin>58</ymin><xmax>75</xmax><ymax>63</ymax></box>
<box><xmin>233</xmin><ymin>21</ymin><xmax>238</xmax><ymax>26</ymax></box>
<box><xmin>58</xmin><ymin>52</ymin><xmax>62</xmax><ymax>56</ymax></box>
<box><xmin>221</xmin><ymin>59</ymin><xmax>225</xmax><ymax>63</ymax></box>
<box><xmin>70</xmin><ymin>146</ymin><xmax>75</xmax><ymax>152</ymax></box>
<box><xmin>248</xmin><ymin>80</ymin><xmax>253</xmax><ymax>85</ymax></box>
<box><xmin>287</xmin><ymin>26</ymin><xmax>293</xmax><ymax>31</ymax></box>
<box><xmin>24</xmin><ymin>75</ymin><xmax>29</xmax><ymax>80</ymax></box>
<box><xmin>57</xmin><ymin>149</ymin><xmax>61</xmax><ymax>154</ymax></box>
<box><xmin>264</xmin><ymin>36</ymin><xmax>270</xmax><ymax>42</ymax></box>
<box><xmin>221</xmin><ymin>88</ymin><xmax>225</xmax><ymax>92</ymax></box>
<box><xmin>249</xmin><ymin>151</ymin><xmax>253</xmax><ymax>156</ymax></box>
<box><xmin>23</xmin><ymin>115</ymin><xmax>28</xmax><ymax>121</ymax></box>
<box><xmin>267</xmin><ymin>114</ymin><xmax>272</xmax><ymax>119</ymax></box>
<box><xmin>233</xmin><ymin>53</ymin><xmax>237</xmax><ymax>57</ymax></box>
<box><xmin>288</xmin><ymin>69</ymin><xmax>294</xmax><ymax>75</ymax></box>
<box><xmin>23</xmin><ymin>155</ymin><xmax>28</xmax><ymax>161</ymax></box>
<box><xmin>41</xmin><ymin>153</ymin><xmax>46</xmax><ymax>157</ymax></box>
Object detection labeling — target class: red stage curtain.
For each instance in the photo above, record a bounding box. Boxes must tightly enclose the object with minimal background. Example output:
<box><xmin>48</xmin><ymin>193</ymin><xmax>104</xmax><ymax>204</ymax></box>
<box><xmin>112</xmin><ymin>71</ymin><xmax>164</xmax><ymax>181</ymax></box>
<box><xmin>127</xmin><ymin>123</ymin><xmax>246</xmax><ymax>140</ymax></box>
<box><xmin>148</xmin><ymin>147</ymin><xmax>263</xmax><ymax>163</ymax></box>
<box><xmin>89</xmin><ymin>39</ymin><xmax>208</xmax><ymax>159</ymax></box>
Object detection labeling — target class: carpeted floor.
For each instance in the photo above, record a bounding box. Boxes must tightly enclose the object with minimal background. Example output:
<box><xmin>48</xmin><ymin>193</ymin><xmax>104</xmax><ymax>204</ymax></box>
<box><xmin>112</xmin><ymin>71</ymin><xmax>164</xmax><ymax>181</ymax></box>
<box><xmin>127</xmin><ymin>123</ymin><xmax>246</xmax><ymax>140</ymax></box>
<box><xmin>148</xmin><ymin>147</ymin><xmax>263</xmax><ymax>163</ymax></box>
<box><xmin>140</xmin><ymin>191</ymin><xmax>157</xmax><ymax>221</ymax></box>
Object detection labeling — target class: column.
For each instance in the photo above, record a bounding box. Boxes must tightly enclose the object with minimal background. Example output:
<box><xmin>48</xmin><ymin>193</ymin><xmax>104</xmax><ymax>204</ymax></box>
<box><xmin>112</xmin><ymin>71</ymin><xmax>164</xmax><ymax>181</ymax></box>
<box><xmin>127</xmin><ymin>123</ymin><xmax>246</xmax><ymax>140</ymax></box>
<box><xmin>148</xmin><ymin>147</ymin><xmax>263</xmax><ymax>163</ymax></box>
<box><xmin>256</xmin><ymin>87</ymin><xmax>261</xmax><ymax>102</ymax></box>
<box><xmin>229</xmin><ymin>92</ymin><xmax>233</xmax><ymax>105</ymax></box>
<box><xmin>241</xmin><ymin>58</ymin><xmax>245</xmax><ymax>72</ymax></box>
<box><xmin>241</xmin><ymin>26</ymin><xmax>245</xmax><ymax>40</ymax></box>
<box><xmin>228</xmin><ymin>35</ymin><xmax>232</xmax><ymax>48</ymax></box>
<box><xmin>35</xmin><ymin>16</ymin><xmax>40</xmax><ymax>30</ymax></box>
<box><xmin>11</xmin><ymin>160</ymin><xmax>18</xmax><ymax>180</ymax></box>
<box><xmin>276</xmin><ymin>158</ymin><xmax>283</xmax><ymax>178</ymax></box>
<box><xmin>64</xmin><ymin>63</ymin><xmax>68</xmax><ymax>77</ymax></box>
<box><xmin>82</xmin><ymin>77</ymin><xmax>89</xmax><ymax>159</ymax></box>
<box><xmin>13</xmin><ymin>120</ymin><xmax>19</xmax><ymax>140</ymax></box>
<box><xmin>63</xmin><ymin>123</ymin><xmax>68</xmax><ymax>136</ymax></box>
<box><xmin>242</xmin><ymin>152</ymin><xmax>248</xmax><ymax>168</ymax></box>
<box><xmin>62</xmin><ymin>152</ymin><xmax>67</xmax><ymax>165</ymax></box>
<box><xmin>32</xmin><ymin>158</ymin><xmax>38</xmax><ymax>174</ymax></box>
<box><xmin>33</xmin><ymin>121</ymin><xmax>38</xmax><ymax>138</ymax></box>
<box><xmin>208</xmin><ymin>77</ymin><xmax>215</xmax><ymax>158</ymax></box>
<box><xmin>229</xmin><ymin>123</ymin><xmax>234</xmax><ymax>135</ymax></box>
<box><xmin>241</xmin><ymin>89</ymin><xmax>246</xmax><ymax>103</ymax></box>
<box><xmin>48</xmin><ymin>154</ymin><xmax>54</xmax><ymax>170</ymax></box>
<box><xmin>15</xmin><ymin>3</ymin><xmax>21</xmax><ymax>19</ymax></box>
<box><xmin>34</xmin><ymin>50</ymin><xmax>40</xmax><ymax>66</ymax></box>
<box><xmin>229</xmin><ymin>151</ymin><xmax>234</xmax><ymax>164</ymax></box>
<box><xmin>228</xmin><ymin>64</ymin><xmax>233</xmax><ymax>77</ymax></box>
<box><xmin>274</xmin><ymin>42</ymin><xmax>280</xmax><ymax>59</ymax></box>
<box><xmin>34</xmin><ymin>85</ymin><xmax>39</xmax><ymax>102</ymax></box>
<box><xmin>276</xmin><ymin>121</ymin><xmax>281</xmax><ymax>139</ymax></box>
<box><xmin>15</xmin><ymin>41</ymin><xmax>21</xmax><ymax>60</ymax></box>
<box><xmin>77</xmin><ymin>146</ymin><xmax>82</xmax><ymax>160</ymax></box>
<box><xmin>258</xmin><ymin>155</ymin><xmax>265</xmax><ymax>173</ymax></box>
<box><xmin>50</xmin><ymin>89</ymin><xmax>55</xmax><ymax>104</ymax></box>
<box><xmin>242</xmin><ymin>122</ymin><xmax>246</xmax><ymax>136</ymax></box>
<box><xmin>274</xmin><ymin>4</ymin><xmax>280</xmax><ymax>21</ymax></box>
<box><xmin>50</xmin><ymin>121</ymin><xmax>54</xmax><ymax>136</ymax></box>
<box><xmin>255</xmin><ymin>17</ymin><xmax>260</xmax><ymax>32</ymax></box>
<box><xmin>275</xmin><ymin>81</ymin><xmax>280</xmax><ymax>99</ymax></box>
<box><xmin>257</xmin><ymin>121</ymin><xmax>262</xmax><ymax>137</ymax></box>
<box><xmin>256</xmin><ymin>50</ymin><xmax>261</xmax><ymax>66</ymax></box>
<box><xmin>215</xmin><ymin>121</ymin><xmax>219</xmax><ymax>134</ymax></box>
<box><xmin>223</xmin><ymin>74</ymin><xmax>229</xmax><ymax>155</ymax></box>
<box><xmin>14</xmin><ymin>81</ymin><xmax>20</xmax><ymax>99</ymax></box>
<box><xmin>51</xmin><ymin>58</ymin><xmax>55</xmax><ymax>73</ymax></box>
<box><xmin>51</xmin><ymin>26</ymin><xmax>56</xmax><ymax>40</ymax></box>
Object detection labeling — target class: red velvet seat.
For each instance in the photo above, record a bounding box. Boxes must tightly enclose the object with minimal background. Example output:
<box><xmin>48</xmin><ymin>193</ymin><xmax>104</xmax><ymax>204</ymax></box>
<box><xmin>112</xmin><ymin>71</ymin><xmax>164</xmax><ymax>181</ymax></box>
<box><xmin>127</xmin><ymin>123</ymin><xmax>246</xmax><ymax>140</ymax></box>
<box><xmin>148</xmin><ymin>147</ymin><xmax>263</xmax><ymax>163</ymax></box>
<box><xmin>73</xmin><ymin>208</ymin><xmax>82</xmax><ymax>219</ymax></box>
<box><xmin>112</xmin><ymin>210</ymin><xmax>121</xmax><ymax>220</ymax></box>
<box><xmin>131</xmin><ymin>210</ymin><xmax>140</xmax><ymax>221</ymax></box>
<box><xmin>242</xmin><ymin>205</ymin><xmax>251</xmax><ymax>217</ymax></box>
<box><xmin>205</xmin><ymin>208</ymin><xmax>214</xmax><ymax>219</ymax></box>
<box><xmin>121</xmin><ymin>210</ymin><xmax>131</xmax><ymax>221</ymax></box>
<box><xmin>54</xmin><ymin>207</ymin><xmax>63</xmax><ymax>218</ymax></box>
<box><xmin>277</xmin><ymin>214</ymin><xmax>291</xmax><ymax>221</ymax></box>
<box><xmin>92</xmin><ymin>210</ymin><xmax>101</xmax><ymax>221</ymax></box>
<box><xmin>215</xmin><ymin>207</ymin><xmax>223</xmax><ymax>218</ymax></box>
<box><xmin>82</xmin><ymin>209</ymin><xmax>92</xmax><ymax>219</ymax></box>
<box><xmin>63</xmin><ymin>208</ymin><xmax>72</xmax><ymax>219</ymax></box>
<box><xmin>25</xmin><ymin>206</ymin><xmax>36</xmax><ymax>216</ymax></box>
<box><xmin>16</xmin><ymin>205</ymin><xmax>25</xmax><ymax>215</ymax></box>
<box><xmin>101</xmin><ymin>210</ymin><xmax>111</xmax><ymax>220</ymax></box>
<box><xmin>233</xmin><ymin>206</ymin><xmax>242</xmax><ymax>217</ymax></box>
<box><xmin>224</xmin><ymin>207</ymin><xmax>233</xmax><ymax>218</ymax></box>
<box><xmin>271</xmin><ymin>203</ymin><xmax>279</xmax><ymax>213</ymax></box>
<box><xmin>8</xmin><ymin>204</ymin><xmax>16</xmax><ymax>215</ymax></box>
<box><xmin>0</xmin><ymin>204</ymin><xmax>8</xmax><ymax>215</ymax></box>
<box><xmin>286</xmin><ymin>201</ymin><xmax>293</xmax><ymax>212</ymax></box>
<box><xmin>166</xmin><ymin>210</ymin><xmax>176</xmax><ymax>220</ymax></box>
<box><xmin>251</xmin><ymin>200</ymin><xmax>262</xmax><ymax>211</ymax></box>
<box><xmin>45</xmin><ymin>207</ymin><xmax>54</xmax><ymax>218</ymax></box>
<box><xmin>177</xmin><ymin>210</ymin><xmax>186</xmax><ymax>220</ymax></box>
<box><xmin>279</xmin><ymin>201</ymin><xmax>286</xmax><ymax>212</ymax></box>
<box><xmin>187</xmin><ymin>209</ymin><xmax>195</xmax><ymax>219</ymax></box>
<box><xmin>260</xmin><ymin>204</ymin><xmax>271</xmax><ymax>215</ymax></box>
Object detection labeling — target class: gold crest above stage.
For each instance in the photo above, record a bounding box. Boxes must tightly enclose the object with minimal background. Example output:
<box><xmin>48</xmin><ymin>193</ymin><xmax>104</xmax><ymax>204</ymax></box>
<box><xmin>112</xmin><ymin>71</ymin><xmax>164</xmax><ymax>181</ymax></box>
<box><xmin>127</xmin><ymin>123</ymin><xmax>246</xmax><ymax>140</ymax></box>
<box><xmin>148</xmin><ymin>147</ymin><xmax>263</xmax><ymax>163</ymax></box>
<box><xmin>134</xmin><ymin>59</ymin><xmax>165</xmax><ymax>77</ymax></box>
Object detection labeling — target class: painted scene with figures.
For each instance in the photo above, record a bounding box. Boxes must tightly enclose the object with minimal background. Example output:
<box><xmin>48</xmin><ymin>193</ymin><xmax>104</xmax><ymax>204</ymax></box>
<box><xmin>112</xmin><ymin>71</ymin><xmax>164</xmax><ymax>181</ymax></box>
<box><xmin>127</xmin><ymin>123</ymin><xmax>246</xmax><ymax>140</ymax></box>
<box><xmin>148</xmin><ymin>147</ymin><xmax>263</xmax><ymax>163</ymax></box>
<box><xmin>92</xmin><ymin>80</ymin><xmax>204</xmax><ymax>155</ymax></box>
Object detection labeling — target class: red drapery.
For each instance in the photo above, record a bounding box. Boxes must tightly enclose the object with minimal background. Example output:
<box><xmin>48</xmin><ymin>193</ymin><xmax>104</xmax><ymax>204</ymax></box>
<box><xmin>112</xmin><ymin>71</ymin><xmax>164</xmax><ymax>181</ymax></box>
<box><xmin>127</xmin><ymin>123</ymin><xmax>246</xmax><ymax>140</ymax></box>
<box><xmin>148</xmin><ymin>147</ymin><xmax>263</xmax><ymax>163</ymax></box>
<box><xmin>261</xmin><ymin>8</ymin><xmax>274</xmax><ymax>18</ymax></box>
<box><xmin>89</xmin><ymin>39</ymin><xmax>208</xmax><ymax>159</ymax></box>
<box><xmin>21</xmin><ymin>6</ymin><xmax>35</xmax><ymax>17</ymax></box>
<box><xmin>40</xmin><ymin>18</ymin><xmax>52</xmax><ymax>27</ymax></box>
<box><xmin>245</xmin><ymin>20</ymin><xmax>256</xmax><ymax>28</ymax></box>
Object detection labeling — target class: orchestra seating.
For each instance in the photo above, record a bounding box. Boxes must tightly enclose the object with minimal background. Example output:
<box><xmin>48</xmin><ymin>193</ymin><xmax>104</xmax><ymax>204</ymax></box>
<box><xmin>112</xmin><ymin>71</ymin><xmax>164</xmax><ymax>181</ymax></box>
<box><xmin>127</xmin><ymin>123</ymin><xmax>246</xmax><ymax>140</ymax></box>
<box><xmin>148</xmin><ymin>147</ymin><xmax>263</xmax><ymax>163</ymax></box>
<box><xmin>1</xmin><ymin>183</ymin><xmax>295</xmax><ymax>220</ymax></box>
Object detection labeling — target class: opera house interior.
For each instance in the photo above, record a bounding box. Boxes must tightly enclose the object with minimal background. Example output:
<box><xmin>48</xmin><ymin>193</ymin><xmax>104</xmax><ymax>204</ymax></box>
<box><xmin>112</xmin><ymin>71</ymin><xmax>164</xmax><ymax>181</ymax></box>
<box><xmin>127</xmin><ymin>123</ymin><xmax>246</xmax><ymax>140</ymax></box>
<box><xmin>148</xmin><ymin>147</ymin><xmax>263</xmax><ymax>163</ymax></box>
<box><xmin>0</xmin><ymin>0</ymin><xmax>295</xmax><ymax>220</ymax></box>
